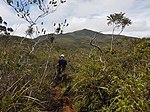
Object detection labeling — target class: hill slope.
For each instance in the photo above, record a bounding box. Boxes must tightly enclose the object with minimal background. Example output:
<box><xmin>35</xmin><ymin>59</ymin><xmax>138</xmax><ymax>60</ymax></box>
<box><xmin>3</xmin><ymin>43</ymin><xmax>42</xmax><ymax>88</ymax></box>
<box><xmin>0</xmin><ymin>29</ymin><xmax>150</xmax><ymax>112</ymax></box>
<box><xmin>36</xmin><ymin>29</ymin><xmax>137</xmax><ymax>49</ymax></box>
<box><xmin>0</xmin><ymin>29</ymin><xmax>138</xmax><ymax>50</ymax></box>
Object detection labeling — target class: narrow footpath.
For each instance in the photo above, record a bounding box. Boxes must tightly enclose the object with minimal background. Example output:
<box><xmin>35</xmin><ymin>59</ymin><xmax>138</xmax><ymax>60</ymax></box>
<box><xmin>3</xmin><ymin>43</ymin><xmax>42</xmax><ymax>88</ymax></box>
<box><xmin>51</xmin><ymin>74</ymin><xmax>76</xmax><ymax>112</ymax></box>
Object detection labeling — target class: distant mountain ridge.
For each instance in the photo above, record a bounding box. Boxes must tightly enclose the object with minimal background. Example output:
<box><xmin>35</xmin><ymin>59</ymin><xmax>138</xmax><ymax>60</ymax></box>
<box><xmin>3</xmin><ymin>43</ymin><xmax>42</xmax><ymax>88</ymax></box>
<box><xmin>0</xmin><ymin>29</ymin><xmax>138</xmax><ymax>49</ymax></box>
<box><xmin>63</xmin><ymin>29</ymin><xmax>104</xmax><ymax>37</ymax></box>
<box><xmin>47</xmin><ymin>29</ymin><xmax>137</xmax><ymax>48</ymax></box>
<box><xmin>65</xmin><ymin>28</ymin><xmax>139</xmax><ymax>38</ymax></box>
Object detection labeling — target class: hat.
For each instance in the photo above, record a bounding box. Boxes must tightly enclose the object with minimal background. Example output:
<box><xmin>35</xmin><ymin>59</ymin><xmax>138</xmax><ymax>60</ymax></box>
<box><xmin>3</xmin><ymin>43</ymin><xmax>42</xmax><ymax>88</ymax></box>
<box><xmin>60</xmin><ymin>54</ymin><xmax>64</xmax><ymax>57</ymax></box>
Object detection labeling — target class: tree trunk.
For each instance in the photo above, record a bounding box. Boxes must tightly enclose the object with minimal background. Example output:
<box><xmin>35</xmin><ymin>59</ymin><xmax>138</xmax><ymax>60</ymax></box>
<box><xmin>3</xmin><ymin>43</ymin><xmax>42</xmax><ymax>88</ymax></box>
<box><xmin>110</xmin><ymin>24</ymin><xmax>115</xmax><ymax>52</ymax></box>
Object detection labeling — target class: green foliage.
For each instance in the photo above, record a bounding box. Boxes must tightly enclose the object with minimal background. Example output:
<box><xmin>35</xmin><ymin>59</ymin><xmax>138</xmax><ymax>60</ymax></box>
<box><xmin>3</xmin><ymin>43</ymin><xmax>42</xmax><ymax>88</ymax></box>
<box><xmin>0</xmin><ymin>36</ymin><xmax>59</xmax><ymax>111</ymax></box>
<box><xmin>70</xmin><ymin>39</ymin><xmax>150</xmax><ymax>111</ymax></box>
<box><xmin>0</xmin><ymin>34</ymin><xmax>149</xmax><ymax>111</ymax></box>
<box><xmin>107</xmin><ymin>12</ymin><xmax>132</xmax><ymax>52</ymax></box>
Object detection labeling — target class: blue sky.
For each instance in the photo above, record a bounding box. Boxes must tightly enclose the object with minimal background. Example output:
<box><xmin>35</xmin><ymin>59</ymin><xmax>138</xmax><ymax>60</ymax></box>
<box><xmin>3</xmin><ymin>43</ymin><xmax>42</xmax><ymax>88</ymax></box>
<box><xmin>0</xmin><ymin>0</ymin><xmax>150</xmax><ymax>37</ymax></box>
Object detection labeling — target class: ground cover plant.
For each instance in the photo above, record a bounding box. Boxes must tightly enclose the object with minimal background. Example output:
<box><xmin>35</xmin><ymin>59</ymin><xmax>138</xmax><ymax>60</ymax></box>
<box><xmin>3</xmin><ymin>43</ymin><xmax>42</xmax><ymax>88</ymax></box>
<box><xmin>0</xmin><ymin>33</ymin><xmax>149</xmax><ymax>111</ymax></box>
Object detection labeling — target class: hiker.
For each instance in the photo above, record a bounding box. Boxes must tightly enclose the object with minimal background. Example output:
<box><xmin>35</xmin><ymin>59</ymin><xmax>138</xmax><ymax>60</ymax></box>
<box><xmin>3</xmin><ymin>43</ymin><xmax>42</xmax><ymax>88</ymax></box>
<box><xmin>57</xmin><ymin>54</ymin><xmax>67</xmax><ymax>74</ymax></box>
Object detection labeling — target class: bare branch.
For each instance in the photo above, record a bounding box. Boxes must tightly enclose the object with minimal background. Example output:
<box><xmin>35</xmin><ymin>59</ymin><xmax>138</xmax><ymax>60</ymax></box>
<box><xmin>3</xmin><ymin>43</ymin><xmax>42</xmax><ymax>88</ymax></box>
<box><xmin>90</xmin><ymin>32</ymin><xmax>103</xmax><ymax>54</ymax></box>
<box><xmin>39</xmin><ymin>60</ymin><xmax>49</xmax><ymax>88</ymax></box>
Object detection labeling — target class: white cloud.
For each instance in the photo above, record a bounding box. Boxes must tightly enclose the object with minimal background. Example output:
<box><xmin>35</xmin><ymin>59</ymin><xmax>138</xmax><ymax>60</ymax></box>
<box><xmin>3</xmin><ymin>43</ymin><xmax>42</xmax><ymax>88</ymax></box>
<box><xmin>0</xmin><ymin>0</ymin><xmax>150</xmax><ymax>37</ymax></box>
<box><xmin>65</xmin><ymin>16</ymin><xmax>109</xmax><ymax>33</ymax></box>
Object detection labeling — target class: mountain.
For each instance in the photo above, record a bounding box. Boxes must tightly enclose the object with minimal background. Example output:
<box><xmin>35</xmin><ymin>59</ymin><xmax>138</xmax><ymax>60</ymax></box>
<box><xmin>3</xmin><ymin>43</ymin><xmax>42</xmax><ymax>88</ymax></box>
<box><xmin>36</xmin><ymin>29</ymin><xmax>137</xmax><ymax>49</ymax></box>
<box><xmin>0</xmin><ymin>29</ymin><xmax>138</xmax><ymax>49</ymax></box>
<box><xmin>63</xmin><ymin>29</ymin><xmax>101</xmax><ymax>37</ymax></box>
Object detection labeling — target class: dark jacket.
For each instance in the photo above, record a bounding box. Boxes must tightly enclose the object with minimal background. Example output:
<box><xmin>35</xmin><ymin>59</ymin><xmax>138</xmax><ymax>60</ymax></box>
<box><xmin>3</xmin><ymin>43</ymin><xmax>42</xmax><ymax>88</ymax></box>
<box><xmin>58</xmin><ymin>58</ymin><xmax>67</xmax><ymax>68</ymax></box>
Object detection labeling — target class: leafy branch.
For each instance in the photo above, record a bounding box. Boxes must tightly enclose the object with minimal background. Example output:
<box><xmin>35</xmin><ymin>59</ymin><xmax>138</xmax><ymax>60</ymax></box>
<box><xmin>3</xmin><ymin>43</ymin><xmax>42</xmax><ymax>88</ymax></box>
<box><xmin>0</xmin><ymin>16</ymin><xmax>14</xmax><ymax>35</ymax></box>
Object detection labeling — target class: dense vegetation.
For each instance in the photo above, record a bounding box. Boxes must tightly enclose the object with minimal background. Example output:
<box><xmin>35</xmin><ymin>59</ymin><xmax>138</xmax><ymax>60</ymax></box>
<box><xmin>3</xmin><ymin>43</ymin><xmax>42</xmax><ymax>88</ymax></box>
<box><xmin>0</xmin><ymin>31</ymin><xmax>149</xmax><ymax>111</ymax></box>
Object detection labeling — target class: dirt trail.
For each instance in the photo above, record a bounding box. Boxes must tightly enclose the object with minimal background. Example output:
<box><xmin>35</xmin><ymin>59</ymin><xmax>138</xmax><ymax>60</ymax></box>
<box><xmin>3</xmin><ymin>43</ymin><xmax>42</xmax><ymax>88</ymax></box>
<box><xmin>60</xmin><ymin>95</ymin><xmax>76</xmax><ymax>112</ymax></box>
<box><xmin>52</xmin><ymin>75</ymin><xmax>76</xmax><ymax>112</ymax></box>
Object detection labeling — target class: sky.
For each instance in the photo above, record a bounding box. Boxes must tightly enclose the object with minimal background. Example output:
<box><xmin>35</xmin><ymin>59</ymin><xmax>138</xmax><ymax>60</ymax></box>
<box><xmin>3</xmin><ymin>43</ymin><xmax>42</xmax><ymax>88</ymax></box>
<box><xmin>0</xmin><ymin>0</ymin><xmax>150</xmax><ymax>38</ymax></box>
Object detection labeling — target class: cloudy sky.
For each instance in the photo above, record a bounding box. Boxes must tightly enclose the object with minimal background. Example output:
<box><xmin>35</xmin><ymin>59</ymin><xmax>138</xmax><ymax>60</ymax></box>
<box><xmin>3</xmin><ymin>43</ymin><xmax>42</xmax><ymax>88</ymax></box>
<box><xmin>0</xmin><ymin>0</ymin><xmax>150</xmax><ymax>37</ymax></box>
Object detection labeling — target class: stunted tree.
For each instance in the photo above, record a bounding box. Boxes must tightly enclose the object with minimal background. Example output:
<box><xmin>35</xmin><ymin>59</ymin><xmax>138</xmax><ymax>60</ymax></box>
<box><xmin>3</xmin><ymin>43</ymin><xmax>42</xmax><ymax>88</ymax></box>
<box><xmin>4</xmin><ymin>0</ymin><xmax>66</xmax><ymax>37</ymax></box>
<box><xmin>107</xmin><ymin>12</ymin><xmax>132</xmax><ymax>52</ymax></box>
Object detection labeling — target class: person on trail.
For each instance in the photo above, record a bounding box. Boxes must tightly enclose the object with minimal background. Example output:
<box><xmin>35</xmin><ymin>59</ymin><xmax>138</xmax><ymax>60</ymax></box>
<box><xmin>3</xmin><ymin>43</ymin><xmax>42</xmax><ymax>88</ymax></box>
<box><xmin>57</xmin><ymin>54</ymin><xmax>67</xmax><ymax>74</ymax></box>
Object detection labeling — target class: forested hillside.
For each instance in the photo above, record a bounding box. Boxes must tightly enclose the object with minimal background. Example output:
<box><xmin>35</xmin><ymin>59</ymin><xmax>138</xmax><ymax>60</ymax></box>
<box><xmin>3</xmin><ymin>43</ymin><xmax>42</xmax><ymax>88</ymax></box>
<box><xmin>0</xmin><ymin>32</ymin><xmax>149</xmax><ymax>111</ymax></box>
